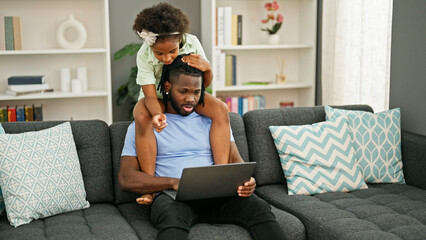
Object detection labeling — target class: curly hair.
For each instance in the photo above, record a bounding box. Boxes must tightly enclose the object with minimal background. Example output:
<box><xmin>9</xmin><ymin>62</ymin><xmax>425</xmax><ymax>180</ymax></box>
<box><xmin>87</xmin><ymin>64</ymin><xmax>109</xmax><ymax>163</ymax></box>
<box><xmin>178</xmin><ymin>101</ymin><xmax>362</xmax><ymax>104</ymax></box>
<box><xmin>159</xmin><ymin>54</ymin><xmax>205</xmax><ymax>107</ymax></box>
<box><xmin>133</xmin><ymin>2</ymin><xmax>189</xmax><ymax>43</ymax></box>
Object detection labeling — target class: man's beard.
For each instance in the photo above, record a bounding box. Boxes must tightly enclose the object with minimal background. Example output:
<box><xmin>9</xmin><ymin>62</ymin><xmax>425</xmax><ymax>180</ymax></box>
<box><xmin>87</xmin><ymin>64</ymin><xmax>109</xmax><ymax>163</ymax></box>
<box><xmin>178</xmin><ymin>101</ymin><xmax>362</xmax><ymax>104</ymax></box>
<box><xmin>169</xmin><ymin>91</ymin><xmax>196</xmax><ymax>116</ymax></box>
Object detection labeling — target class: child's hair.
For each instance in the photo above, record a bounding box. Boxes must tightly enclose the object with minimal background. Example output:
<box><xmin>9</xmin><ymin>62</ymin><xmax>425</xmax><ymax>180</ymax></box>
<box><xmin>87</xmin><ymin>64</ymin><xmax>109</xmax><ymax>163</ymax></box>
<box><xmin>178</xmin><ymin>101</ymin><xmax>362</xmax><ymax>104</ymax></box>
<box><xmin>133</xmin><ymin>2</ymin><xmax>189</xmax><ymax>45</ymax></box>
<box><xmin>159</xmin><ymin>54</ymin><xmax>205</xmax><ymax>107</ymax></box>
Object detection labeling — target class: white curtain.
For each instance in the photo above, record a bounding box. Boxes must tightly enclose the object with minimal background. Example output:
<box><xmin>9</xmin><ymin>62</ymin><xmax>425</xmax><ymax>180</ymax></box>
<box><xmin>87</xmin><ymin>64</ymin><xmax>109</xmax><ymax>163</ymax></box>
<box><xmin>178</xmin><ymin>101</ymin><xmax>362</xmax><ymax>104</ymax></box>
<box><xmin>321</xmin><ymin>0</ymin><xmax>393</xmax><ymax>112</ymax></box>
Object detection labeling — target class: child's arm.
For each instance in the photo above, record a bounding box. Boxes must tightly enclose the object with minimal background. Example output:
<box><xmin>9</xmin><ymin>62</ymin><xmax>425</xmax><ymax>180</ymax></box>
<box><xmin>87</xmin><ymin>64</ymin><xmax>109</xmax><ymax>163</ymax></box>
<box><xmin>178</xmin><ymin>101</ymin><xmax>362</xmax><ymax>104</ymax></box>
<box><xmin>141</xmin><ymin>84</ymin><xmax>167</xmax><ymax>131</ymax></box>
<box><xmin>182</xmin><ymin>54</ymin><xmax>213</xmax><ymax>88</ymax></box>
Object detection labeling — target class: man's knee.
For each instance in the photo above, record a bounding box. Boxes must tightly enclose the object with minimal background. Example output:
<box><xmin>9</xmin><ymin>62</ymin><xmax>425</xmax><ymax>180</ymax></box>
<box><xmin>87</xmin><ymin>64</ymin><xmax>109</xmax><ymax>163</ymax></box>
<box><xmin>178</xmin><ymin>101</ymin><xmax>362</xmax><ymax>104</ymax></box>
<box><xmin>151</xmin><ymin>196</ymin><xmax>196</xmax><ymax>231</ymax></box>
<box><xmin>243</xmin><ymin>196</ymin><xmax>276</xmax><ymax>226</ymax></box>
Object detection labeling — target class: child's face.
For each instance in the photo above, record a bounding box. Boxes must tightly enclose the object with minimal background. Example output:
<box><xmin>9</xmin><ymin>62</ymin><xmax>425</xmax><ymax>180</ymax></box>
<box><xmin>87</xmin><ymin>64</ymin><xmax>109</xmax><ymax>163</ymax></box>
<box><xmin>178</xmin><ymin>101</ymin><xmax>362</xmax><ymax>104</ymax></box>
<box><xmin>151</xmin><ymin>38</ymin><xmax>180</xmax><ymax>65</ymax></box>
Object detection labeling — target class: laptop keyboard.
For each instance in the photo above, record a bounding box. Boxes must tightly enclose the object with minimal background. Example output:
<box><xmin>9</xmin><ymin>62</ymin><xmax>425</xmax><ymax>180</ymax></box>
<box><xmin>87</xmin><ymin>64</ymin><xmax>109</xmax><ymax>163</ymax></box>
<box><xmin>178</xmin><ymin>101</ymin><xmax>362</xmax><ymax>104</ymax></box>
<box><xmin>162</xmin><ymin>190</ymin><xmax>177</xmax><ymax>200</ymax></box>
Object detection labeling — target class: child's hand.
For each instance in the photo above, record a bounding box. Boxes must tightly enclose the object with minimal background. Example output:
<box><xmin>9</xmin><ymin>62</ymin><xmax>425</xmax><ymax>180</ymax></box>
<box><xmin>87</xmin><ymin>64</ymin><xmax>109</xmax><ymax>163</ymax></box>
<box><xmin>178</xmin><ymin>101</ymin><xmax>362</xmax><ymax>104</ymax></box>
<box><xmin>182</xmin><ymin>54</ymin><xmax>211</xmax><ymax>72</ymax></box>
<box><xmin>136</xmin><ymin>193</ymin><xmax>155</xmax><ymax>205</ymax></box>
<box><xmin>237</xmin><ymin>177</ymin><xmax>256</xmax><ymax>197</ymax></box>
<box><xmin>152</xmin><ymin>113</ymin><xmax>167</xmax><ymax>132</ymax></box>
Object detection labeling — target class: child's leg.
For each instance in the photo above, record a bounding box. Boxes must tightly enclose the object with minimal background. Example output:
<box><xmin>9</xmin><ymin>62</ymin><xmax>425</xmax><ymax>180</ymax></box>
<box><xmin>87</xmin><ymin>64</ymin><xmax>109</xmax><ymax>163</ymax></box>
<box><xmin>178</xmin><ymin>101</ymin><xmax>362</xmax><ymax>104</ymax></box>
<box><xmin>133</xmin><ymin>98</ymin><xmax>166</xmax><ymax>204</ymax></box>
<box><xmin>195</xmin><ymin>93</ymin><xmax>230</xmax><ymax>165</ymax></box>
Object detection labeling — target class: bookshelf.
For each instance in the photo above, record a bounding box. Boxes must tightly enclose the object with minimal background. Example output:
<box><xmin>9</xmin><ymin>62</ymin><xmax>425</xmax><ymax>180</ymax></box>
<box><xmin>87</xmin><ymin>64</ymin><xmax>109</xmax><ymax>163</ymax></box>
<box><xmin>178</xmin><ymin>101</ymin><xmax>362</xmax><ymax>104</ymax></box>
<box><xmin>0</xmin><ymin>0</ymin><xmax>112</xmax><ymax>123</ymax></box>
<box><xmin>201</xmin><ymin>0</ymin><xmax>317</xmax><ymax>108</ymax></box>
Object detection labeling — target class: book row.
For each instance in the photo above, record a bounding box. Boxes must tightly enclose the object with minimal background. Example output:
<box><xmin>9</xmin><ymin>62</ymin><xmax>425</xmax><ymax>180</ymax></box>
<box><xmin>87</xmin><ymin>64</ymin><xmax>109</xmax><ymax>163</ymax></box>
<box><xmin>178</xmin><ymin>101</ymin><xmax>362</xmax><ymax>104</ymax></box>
<box><xmin>216</xmin><ymin>7</ymin><xmax>242</xmax><ymax>46</ymax></box>
<box><xmin>4</xmin><ymin>16</ymin><xmax>23</xmax><ymax>50</ymax></box>
<box><xmin>5</xmin><ymin>75</ymin><xmax>53</xmax><ymax>96</ymax></box>
<box><xmin>0</xmin><ymin>105</ymin><xmax>43</xmax><ymax>122</ymax></box>
<box><xmin>214</xmin><ymin>52</ymin><xmax>237</xmax><ymax>89</ymax></box>
<box><xmin>219</xmin><ymin>95</ymin><xmax>265</xmax><ymax>117</ymax></box>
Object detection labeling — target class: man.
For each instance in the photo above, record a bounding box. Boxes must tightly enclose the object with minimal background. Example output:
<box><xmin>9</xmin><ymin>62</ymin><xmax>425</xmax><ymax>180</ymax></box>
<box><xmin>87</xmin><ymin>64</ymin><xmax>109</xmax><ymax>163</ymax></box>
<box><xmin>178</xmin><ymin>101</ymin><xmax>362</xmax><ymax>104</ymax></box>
<box><xmin>118</xmin><ymin>55</ymin><xmax>286</xmax><ymax>240</ymax></box>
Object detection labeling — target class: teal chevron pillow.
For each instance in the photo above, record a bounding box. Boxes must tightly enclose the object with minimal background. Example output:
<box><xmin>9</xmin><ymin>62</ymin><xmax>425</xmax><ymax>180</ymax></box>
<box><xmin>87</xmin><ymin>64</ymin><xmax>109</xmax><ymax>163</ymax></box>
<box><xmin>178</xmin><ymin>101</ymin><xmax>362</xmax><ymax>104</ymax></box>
<box><xmin>270</xmin><ymin>116</ymin><xmax>368</xmax><ymax>195</ymax></box>
<box><xmin>325</xmin><ymin>106</ymin><xmax>404</xmax><ymax>184</ymax></box>
<box><xmin>0</xmin><ymin>122</ymin><xmax>90</xmax><ymax>227</ymax></box>
<box><xmin>0</xmin><ymin>123</ymin><xmax>4</xmax><ymax>216</ymax></box>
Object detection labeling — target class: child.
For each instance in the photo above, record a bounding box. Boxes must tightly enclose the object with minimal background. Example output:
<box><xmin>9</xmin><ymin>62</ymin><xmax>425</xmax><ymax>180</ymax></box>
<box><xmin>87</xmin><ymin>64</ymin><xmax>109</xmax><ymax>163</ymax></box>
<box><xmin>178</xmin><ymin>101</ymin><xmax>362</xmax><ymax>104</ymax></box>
<box><xmin>132</xmin><ymin>3</ymin><xmax>230</xmax><ymax>204</ymax></box>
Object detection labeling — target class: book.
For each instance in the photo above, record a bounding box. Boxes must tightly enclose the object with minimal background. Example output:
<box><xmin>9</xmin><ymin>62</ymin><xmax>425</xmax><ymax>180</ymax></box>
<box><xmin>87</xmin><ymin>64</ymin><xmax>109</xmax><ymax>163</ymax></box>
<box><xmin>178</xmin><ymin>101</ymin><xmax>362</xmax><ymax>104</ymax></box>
<box><xmin>7</xmin><ymin>106</ymin><xmax>17</xmax><ymax>122</ymax></box>
<box><xmin>8</xmin><ymin>83</ymin><xmax>50</xmax><ymax>92</ymax></box>
<box><xmin>16</xmin><ymin>105</ymin><xmax>25</xmax><ymax>121</ymax></box>
<box><xmin>231</xmin><ymin>96</ymin><xmax>239</xmax><ymax>114</ymax></box>
<box><xmin>24</xmin><ymin>105</ymin><xmax>34</xmax><ymax>121</ymax></box>
<box><xmin>0</xmin><ymin>107</ymin><xmax>7</xmax><ymax>122</ymax></box>
<box><xmin>231</xmin><ymin>14</ymin><xmax>238</xmax><ymax>46</ymax></box>
<box><xmin>8</xmin><ymin>75</ymin><xmax>45</xmax><ymax>85</ymax></box>
<box><xmin>225</xmin><ymin>97</ymin><xmax>232</xmax><ymax>112</ymax></box>
<box><xmin>12</xmin><ymin>16</ymin><xmax>22</xmax><ymax>50</ymax></box>
<box><xmin>237</xmin><ymin>15</ymin><xmax>243</xmax><ymax>45</ymax></box>
<box><xmin>4</xmin><ymin>16</ymin><xmax>14</xmax><ymax>50</ymax></box>
<box><xmin>5</xmin><ymin>88</ymin><xmax>54</xmax><ymax>96</ymax></box>
<box><xmin>34</xmin><ymin>104</ymin><xmax>43</xmax><ymax>121</ymax></box>
<box><xmin>223</xmin><ymin>6</ymin><xmax>232</xmax><ymax>46</ymax></box>
<box><xmin>216</xmin><ymin>7</ymin><xmax>224</xmax><ymax>46</ymax></box>
<box><xmin>231</xmin><ymin>54</ymin><xmax>236</xmax><ymax>85</ymax></box>
<box><xmin>225</xmin><ymin>54</ymin><xmax>233</xmax><ymax>86</ymax></box>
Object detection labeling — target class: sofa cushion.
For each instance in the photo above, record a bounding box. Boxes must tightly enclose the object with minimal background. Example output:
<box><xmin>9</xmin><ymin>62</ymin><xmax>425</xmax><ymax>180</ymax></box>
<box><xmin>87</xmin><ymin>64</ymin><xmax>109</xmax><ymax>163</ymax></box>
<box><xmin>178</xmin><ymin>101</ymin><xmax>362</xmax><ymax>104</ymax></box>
<box><xmin>325</xmin><ymin>106</ymin><xmax>404</xmax><ymax>184</ymax></box>
<box><xmin>0</xmin><ymin>203</ymin><xmax>139</xmax><ymax>239</ymax></box>
<box><xmin>269</xmin><ymin>116</ymin><xmax>368</xmax><ymax>195</ymax></box>
<box><xmin>0</xmin><ymin>122</ymin><xmax>90</xmax><ymax>227</ymax></box>
<box><xmin>256</xmin><ymin>183</ymin><xmax>426</xmax><ymax>240</ymax></box>
<box><xmin>1</xmin><ymin>120</ymin><xmax>114</xmax><ymax>204</ymax></box>
<box><xmin>117</xmin><ymin>195</ymin><xmax>305</xmax><ymax>240</ymax></box>
<box><xmin>243</xmin><ymin>105</ymin><xmax>374</xmax><ymax>186</ymax></box>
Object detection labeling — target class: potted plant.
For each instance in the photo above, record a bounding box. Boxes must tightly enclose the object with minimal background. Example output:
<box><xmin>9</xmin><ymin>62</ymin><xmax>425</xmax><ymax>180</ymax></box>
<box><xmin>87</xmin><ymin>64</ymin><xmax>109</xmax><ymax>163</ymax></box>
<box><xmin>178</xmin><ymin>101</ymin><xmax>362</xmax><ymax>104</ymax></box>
<box><xmin>261</xmin><ymin>1</ymin><xmax>284</xmax><ymax>44</ymax></box>
<box><xmin>114</xmin><ymin>43</ymin><xmax>141</xmax><ymax>120</ymax></box>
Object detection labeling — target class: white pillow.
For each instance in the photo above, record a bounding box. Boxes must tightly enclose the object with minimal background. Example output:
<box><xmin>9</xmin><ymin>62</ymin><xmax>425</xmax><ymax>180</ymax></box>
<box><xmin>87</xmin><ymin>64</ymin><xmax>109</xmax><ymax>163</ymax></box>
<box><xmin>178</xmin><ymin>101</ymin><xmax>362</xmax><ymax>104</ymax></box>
<box><xmin>0</xmin><ymin>123</ymin><xmax>4</xmax><ymax>216</ymax></box>
<box><xmin>325</xmin><ymin>106</ymin><xmax>404</xmax><ymax>183</ymax></box>
<box><xmin>0</xmin><ymin>122</ymin><xmax>89</xmax><ymax>227</ymax></box>
<box><xmin>269</xmin><ymin>116</ymin><xmax>368</xmax><ymax>195</ymax></box>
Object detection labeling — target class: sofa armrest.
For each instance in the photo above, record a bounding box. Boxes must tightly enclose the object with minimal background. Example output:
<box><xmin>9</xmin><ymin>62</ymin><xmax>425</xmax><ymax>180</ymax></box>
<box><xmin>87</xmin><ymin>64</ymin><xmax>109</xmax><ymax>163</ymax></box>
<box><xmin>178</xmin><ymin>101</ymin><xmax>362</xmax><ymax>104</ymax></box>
<box><xmin>401</xmin><ymin>130</ymin><xmax>426</xmax><ymax>190</ymax></box>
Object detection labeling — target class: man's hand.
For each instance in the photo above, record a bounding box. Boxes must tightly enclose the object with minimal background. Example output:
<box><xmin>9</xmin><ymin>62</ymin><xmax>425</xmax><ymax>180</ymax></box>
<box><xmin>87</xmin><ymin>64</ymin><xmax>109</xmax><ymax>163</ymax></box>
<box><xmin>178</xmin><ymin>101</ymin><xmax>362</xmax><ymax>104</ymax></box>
<box><xmin>237</xmin><ymin>177</ymin><xmax>256</xmax><ymax>197</ymax></box>
<box><xmin>152</xmin><ymin>113</ymin><xmax>167</xmax><ymax>132</ymax></box>
<box><xmin>182</xmin><ymin>54</ymin><xmax>211</xmax><ymax>72</ymax></box>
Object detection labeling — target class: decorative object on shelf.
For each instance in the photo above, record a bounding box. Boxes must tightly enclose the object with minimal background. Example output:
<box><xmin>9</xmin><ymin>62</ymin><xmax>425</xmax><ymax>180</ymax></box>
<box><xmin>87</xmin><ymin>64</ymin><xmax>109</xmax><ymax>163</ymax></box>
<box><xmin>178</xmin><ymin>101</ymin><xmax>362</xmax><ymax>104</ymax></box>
<box><xmin>280</xmin><ymin>101</ymin><xmax>294</xmax><ymax>108</ymax></box>
<box><xmin>56</xmin><ymin>15</ymin><xmax>87</xmax><ymax>49</ymax></box>
<box><xmin>276</xmin><ymin>57</ymin><xmax>286</xmax><ymax>84</ymax></box>
<box><xmin>261</xmin><ymin>1</ymin><xmax>284</xmax><ymax>45</ymax></box>
<box><xmin>77</xmin><ymin>67</ymin><xmax>88</xmax><ymax>91</ymax></box>
<box><xmin>60</xmin><ymin>68</ymin><xmax>71</xmax><ymax>92</ymax></box>
<box><xmin>71</xmin><ymin>79</ymin><xmax>82</xmax><ymax>93</ymax></box>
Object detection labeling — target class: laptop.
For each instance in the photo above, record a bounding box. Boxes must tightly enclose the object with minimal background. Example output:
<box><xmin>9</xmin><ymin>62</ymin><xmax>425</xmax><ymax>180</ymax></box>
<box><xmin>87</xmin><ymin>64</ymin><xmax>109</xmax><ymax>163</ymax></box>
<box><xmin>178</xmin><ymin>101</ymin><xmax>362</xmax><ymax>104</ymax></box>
<box><xmin>162</xmin><ymin>162</ymin><xmax>257</xmax><ymax>201</ymax></box>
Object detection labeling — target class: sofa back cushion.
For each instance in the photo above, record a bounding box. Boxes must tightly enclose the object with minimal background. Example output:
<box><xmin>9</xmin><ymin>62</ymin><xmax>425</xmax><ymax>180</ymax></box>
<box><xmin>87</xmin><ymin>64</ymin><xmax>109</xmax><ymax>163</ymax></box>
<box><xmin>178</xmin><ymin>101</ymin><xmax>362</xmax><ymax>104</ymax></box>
<box><xmin>110</xmin><ymin>113</ymin><xmax>249</xmax><ymax>205</ymax></box>
<box><xmin>243</xmin><ymin>105</ymin><xmax>373</xmax><ymax>186</ymax></box>
<box><xmin>1</xmin><ymin>120</ymin><xmax>114</xmax><ymax>204</ymax></box>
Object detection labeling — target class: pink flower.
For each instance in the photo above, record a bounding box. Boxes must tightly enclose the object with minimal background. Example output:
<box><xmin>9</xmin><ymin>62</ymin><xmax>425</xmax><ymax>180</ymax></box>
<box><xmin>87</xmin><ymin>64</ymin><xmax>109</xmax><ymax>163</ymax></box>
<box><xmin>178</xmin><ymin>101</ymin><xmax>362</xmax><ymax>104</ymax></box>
<box><xmin>271</xmin><ymin>1</ymin><xmax>280</xmax><ymax>11</ymax></box>
<box><xmin>267</xmin><ymin>13</ymin><xmax>275</xmax><ymax>20</ymax></box>
<box><xmin>277</xmin><ymin>14</ymin><xmax>284</xmax><ymax>23</ymax></box>
<box><xmin>264</xmin><ymin>3</ymin><xmax>272</xmax><ymax>10</ymax></box>
<box><xmin>261</xmin><ymin>19</ymin><xmax>269</xmax><ymax>24</ymax></box>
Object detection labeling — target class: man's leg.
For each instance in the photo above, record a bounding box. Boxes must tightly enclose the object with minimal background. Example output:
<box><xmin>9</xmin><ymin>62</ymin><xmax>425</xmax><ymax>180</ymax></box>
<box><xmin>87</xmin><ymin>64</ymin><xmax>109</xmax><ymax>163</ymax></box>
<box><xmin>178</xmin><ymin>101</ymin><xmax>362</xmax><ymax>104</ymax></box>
<box><xmin>206</xmin><ymin>195</ymin><xmax>287</xmax><ymax>240</ymax></box>
<box><xmin>151</xmin><ymin>194</ymin><xmax>198</xmax><ymax>240</ymax></box>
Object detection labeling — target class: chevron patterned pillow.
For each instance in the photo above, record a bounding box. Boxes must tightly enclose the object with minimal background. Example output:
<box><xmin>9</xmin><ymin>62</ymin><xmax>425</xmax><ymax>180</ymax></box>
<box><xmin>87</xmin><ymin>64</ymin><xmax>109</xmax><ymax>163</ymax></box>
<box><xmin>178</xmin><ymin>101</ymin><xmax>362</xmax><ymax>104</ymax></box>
<box><xmin>270</xmin><ymin>116</ymin><xmax>368</xmax><ymax>195</ymax></box>
<box><xmin>0</xmin><ymin>123</ymin><xmax>4</xmax><ymax>216</ymax></box>
<box><xmin>0</xmin><ymin>122</ymin><xmax>90</xmax><ymax>227</ymax></box>
<box><xmin>325</xmin><ymin>106</ymin><xmax>404</xmax><ymax>184</ymax></box>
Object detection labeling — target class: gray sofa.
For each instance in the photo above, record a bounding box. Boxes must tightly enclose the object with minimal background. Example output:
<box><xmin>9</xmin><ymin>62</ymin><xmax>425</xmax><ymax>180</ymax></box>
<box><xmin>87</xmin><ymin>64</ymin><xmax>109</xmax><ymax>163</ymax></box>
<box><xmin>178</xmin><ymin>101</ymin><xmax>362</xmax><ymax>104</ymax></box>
<box><xmin>0</xmin><ymin>114</ymin><xmax>304</xmax><ymax>240</ymax></box>
<box><xmin>1</xmin><ymin>105</ymin><xmax>425</xmax><ymax>240</ymax></box>
<box><xmin>244</xmin><ymin>105</ymin><xmax>426</xmax><ymax>240</ymax></box>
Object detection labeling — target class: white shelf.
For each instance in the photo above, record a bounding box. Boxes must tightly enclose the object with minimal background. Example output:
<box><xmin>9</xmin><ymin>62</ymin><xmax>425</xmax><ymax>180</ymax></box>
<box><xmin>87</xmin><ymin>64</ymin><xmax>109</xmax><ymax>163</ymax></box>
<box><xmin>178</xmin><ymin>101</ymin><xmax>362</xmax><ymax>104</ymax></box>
<box><xmin>0</xmin><ymin>48</ymin><xmax>107</xmax><ymax>55</ymax></box>
<box><xmin>202</xmin><ymin>0</ymin><xmax>318</xmax><ymax>108</ymax></box>
<box><xmin>0</xmin><ymin>0</ymin><xmax>113</xmax><ymax>123</ymax></box>
<box><xmin>216</xmin><ymin>82</ymin><xmax>312</xmax><ymax>92</ymax></box>
<box><xmin>0</xmin><ymin>91</ymin><xmax>108</xmax><ymax>100</ymax></box>
<box><xmin>215</xmin><ymin>44</ymin><xmax>312</xmax><ymax>51</ymax></box>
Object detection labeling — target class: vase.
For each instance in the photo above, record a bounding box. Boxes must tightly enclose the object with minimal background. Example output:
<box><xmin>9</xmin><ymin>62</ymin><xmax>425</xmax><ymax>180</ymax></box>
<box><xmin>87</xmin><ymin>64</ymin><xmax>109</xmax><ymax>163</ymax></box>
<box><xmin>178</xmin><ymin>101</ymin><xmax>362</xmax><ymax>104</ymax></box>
<box><xmin>268</xmin><ymin>34</ymin><xmax>280</xmax><ymax>45</ymax></box>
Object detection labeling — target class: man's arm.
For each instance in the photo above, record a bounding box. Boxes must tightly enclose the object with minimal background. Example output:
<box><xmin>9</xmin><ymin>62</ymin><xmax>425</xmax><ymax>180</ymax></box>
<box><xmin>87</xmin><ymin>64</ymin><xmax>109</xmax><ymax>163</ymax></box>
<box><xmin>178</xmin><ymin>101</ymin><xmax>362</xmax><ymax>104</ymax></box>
<box><xmin>228</xmin><ymin>142</ymin><xmax>256</xmax><ymax>197</ymax></box>
<box><xmin>118</xmin><ymin>156</ymin><xmax>179</xmax><ymax>194</ymax></box>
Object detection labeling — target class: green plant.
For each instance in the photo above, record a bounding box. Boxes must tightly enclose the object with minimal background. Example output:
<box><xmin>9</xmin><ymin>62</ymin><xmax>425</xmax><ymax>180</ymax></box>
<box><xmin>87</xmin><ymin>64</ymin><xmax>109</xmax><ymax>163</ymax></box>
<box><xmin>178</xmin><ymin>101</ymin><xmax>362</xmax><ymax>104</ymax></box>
<box><xmin>114</xmin><ymin>43</ymin><xmax>142</xmax><ymax>120</ymax></box>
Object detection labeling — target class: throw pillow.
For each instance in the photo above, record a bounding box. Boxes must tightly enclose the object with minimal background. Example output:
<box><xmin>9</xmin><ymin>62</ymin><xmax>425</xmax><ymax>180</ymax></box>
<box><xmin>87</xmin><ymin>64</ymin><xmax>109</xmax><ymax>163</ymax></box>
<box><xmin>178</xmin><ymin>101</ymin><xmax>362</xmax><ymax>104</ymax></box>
<box><xmin>269</xmin><ymin>116</ymin><xmax>368</xmax><ymax>195</ymax></box>
<box><xmin>0</xmin><ymin>123</ymin><xmax>4</xmax><ymax>215</ymax></box>
<box><xmin>325</xmin><ymin>106</ymin><xmax>404</xmax><ymax>183</ymax></box>
<box><xmin>0</xmin><ymin>122</ymin><xmax>90</xmax><ymax>227</ymax></box>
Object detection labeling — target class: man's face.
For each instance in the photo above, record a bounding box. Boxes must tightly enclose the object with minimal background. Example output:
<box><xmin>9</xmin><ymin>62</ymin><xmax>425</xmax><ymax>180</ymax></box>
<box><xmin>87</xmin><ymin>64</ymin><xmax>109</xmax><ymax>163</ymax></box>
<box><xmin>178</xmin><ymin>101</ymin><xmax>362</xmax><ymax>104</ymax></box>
<box><xmin>167</xmin><ymin>74</ymin><xmax>202</xmax><ymax>116</ymax></box>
